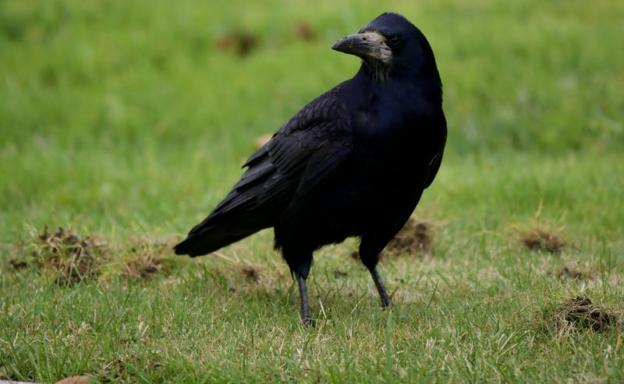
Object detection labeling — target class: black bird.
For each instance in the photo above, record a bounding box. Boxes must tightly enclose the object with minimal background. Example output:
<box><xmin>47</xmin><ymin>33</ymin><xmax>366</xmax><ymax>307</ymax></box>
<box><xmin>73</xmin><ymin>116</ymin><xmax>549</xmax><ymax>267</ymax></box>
<box><xmin>175</xmin><ymin>13</ymin><xmax>446</xmax><ymax>324</ymax></box>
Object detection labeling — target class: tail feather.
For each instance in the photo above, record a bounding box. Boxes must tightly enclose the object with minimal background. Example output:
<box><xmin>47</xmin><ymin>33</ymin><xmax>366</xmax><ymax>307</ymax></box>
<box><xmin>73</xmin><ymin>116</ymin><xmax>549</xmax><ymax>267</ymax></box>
<box><xmin>175</xmin><ymin>147</ymin><xmax>286</xmax><ymax>257</ymax></box>
<box><xmin>174</xmin><ymin>224</ymin><xmax>260</xmax><ymax>257</ymax></box>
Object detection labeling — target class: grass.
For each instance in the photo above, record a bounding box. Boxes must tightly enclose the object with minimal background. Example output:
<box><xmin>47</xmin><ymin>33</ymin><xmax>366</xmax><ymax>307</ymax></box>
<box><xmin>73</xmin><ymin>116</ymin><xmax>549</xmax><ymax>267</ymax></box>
<box><xmin>1</xmin><ymin>0</ymin><xmax>624</xmax><ymax>382</ymax></box>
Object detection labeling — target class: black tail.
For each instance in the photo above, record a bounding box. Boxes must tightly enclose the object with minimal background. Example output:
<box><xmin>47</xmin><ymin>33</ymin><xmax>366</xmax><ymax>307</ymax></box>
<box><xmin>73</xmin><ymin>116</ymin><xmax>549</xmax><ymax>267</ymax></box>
<box><xmin>174</xmin><ymin>224</ymin><xmax>263</xmax><ymax>257</ymax></box>
<box><xmin>175</xmin><ymin>145</ymin><xmax>288</xmax><ymax>257</ymax></box>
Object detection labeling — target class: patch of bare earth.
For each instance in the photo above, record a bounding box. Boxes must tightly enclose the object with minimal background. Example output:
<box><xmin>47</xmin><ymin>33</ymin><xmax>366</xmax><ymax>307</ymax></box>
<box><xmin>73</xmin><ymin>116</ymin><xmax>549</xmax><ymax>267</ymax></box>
<box><xmin>25</xmin><ymin>227</ymin><xmax>108</xmax><ymax>285</ymax></box>
<box><xmin>520</xmin><ymin>228</ymin><xmax>566</xmax><ymax>253</ymax></box>
<box><xmin>386</xmin><ymin>218</ymin><xmax>434</xmax><ymax>257</ymax></box>
<box><xmin>543</xmin><ymin>296</ymin><xmax>617</xmax><ymax>333</ymax></box>
<box><xmin>123</xmin><ymin>239</ymin><xmax>172</xmax><ymax>279</ymax></box>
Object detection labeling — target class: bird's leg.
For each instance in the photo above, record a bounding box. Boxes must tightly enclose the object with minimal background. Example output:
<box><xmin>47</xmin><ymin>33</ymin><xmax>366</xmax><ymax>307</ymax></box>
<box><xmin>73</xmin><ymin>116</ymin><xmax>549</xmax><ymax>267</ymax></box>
<box><xmin>281</xmin><ymin>245</ymin><xmax>313</xmax><ymax>325</ymax></box>
<box><xmin>368</xmin><ymin>266</ymin><xmax>390</xmax><ymax>308</ymax></box>
<box><xmin>295</xmin><ymin>272</ymin><xmax>311</xmax><ymax>325</ymax></box>
<box><xmin>360</xmin><ymin>239</ymin><xmax>392</xmax><ymax>308</ymax></box>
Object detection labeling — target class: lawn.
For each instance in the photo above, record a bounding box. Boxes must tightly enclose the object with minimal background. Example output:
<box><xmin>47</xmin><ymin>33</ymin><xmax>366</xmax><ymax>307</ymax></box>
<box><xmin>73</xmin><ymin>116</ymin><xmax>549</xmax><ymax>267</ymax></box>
<box><xmin>1</xmin><ymin>0</ymin><xmax>623</xmax><ymax>382</ymax></box>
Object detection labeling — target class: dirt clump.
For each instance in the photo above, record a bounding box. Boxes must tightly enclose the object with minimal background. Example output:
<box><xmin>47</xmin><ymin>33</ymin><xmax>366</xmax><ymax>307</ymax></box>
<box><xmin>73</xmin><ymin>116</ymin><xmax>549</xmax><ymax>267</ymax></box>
<box><xmin>295</xmin><ymin>20</ymin><xmax>317</xmax><ymax>41</ymax></box>
<box><xmin>554</xmin><ymin>296</ymin><xmax>616</xmax><ymax>332</ymax></box>
<box><xmin>215</xmin><ymin>30</ymin><xmax>259</xmax><ymax>57</ymax></box>
<box><xmin>31</xmin><ymin>227</ymin><xmax>107</xmax><ymax>285</ymax></box>
<box><xmin>8</xmin><ymin>258</ymin><xmax>29</xmax><ymax>270</ymax></box>
<box><xmin>241</xmin><ymin>266</ymin><xmax>260</xmax><ymax>283</ymax></box>
<box><xmin>123</xmin><ymin>239</ymin><xmax>173</xmax><ymax>279</ymax></box>
<box><xmin>386</xmin><ymin>218</ymin><xmax>433</xmax><ymax>257</ymax></box>
<box><xmin>124</xmin><ymin>256</ymin><xmax>163</xmax><ymax>279</ymax></box>
<box><xmin>520</xmin><ymin>228</ymin><xmax>565</xmax><ymax>253</ymax></box>
<box><xmin>554</xmin><ymin>266</ymin><xmax>595</xmax><ymax>281</ymax></box>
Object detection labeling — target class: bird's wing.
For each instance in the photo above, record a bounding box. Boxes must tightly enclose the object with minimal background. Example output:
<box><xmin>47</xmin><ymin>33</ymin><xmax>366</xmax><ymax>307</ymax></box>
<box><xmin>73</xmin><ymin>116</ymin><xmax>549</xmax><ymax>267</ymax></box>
<box><xmin>422</xmin><ymin>149</ymin><xmax>444</xmax><ymax>189</ymax></box>
<box><xmin>422</xmin><ymin>113</ymin><xmax>447</xmax><ymax>189</ymax></box>
<box><xmin>261</xmin><ymin>91</ymin><xmax>352</xmax><ymax>200</ymax></box>
<box><xmin>189</xmin><ymin>89</ymin><xmax>353</xmax><ymax>234</ymax></box>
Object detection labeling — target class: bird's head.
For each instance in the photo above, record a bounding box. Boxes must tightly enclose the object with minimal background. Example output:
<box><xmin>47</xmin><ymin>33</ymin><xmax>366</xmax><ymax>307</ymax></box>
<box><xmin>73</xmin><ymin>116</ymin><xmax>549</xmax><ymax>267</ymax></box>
<box><xmin>332</xmin><ymin>13</ymin><xmax>439</xmax><ymax>82</ymax></box>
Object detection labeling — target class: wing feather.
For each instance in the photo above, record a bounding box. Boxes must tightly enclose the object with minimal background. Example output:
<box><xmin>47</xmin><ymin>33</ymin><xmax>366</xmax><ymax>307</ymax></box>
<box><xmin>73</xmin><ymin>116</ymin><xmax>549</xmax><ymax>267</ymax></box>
<box><xmin>186</xmin><ymin>87</ymin><xmax>352</xmax><ymax>238</ymax></box>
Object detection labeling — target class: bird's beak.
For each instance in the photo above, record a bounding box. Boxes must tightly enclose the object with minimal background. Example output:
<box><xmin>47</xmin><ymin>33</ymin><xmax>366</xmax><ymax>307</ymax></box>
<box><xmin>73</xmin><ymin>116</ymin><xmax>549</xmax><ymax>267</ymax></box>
<box><xmin>332</xmin><ymin>31</ymin><xmax>392</xmax><ymax>64</ymax></box>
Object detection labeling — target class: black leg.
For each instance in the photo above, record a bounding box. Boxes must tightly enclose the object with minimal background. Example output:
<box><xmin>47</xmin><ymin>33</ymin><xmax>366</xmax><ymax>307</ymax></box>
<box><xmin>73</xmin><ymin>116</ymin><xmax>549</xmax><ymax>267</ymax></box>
<box><xmin>279</xmin><ymin>244</ymin><xmax>313</xmax><ymax>325</ymax></box>
<box><xmin>368</xmin><ymin>266</ymin><xmax>390</xmax><ymax>308</ymax></box>
<box><xmin>296</xmin><ymin>272</ymin><xmax>312</xmax><ymax>325</ymax></box>
<box><xmin>359</xmin><ymin>237</ymin><xmax>393</xmax><ymax>309</ymax></box>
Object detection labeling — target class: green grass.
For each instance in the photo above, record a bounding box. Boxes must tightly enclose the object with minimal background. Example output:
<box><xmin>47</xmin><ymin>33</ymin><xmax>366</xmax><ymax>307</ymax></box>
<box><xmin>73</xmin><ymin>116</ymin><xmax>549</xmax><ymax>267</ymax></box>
<box><xmin>1</xmin><ymin>0</ymin><xmax>623</xmax><ymax>382</ymax></box>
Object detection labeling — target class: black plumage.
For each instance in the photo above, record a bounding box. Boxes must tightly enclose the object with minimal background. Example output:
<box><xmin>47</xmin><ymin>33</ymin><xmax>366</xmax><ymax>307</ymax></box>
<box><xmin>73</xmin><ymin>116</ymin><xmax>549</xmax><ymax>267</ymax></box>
<box><xmin>175</xmin><ymin>13</ymin><xmax>447</xmax><ymax>324</ymax></box>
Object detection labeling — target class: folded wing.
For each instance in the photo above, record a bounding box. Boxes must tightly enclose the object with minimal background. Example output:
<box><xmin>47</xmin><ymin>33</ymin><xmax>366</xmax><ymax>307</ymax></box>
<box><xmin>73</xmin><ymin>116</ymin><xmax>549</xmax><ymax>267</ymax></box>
<box><xmin>174</xmin><ymin>89</ymin><xmax>353</xmax><ymax>256</ymax></box>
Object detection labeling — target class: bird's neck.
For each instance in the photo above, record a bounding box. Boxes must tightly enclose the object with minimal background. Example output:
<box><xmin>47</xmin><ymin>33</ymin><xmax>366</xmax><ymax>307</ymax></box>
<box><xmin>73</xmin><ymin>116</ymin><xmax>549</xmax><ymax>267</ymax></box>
<box><xmin>359</xmin><ymin>60</ymin><xmax>391</xmax><ymax>82</ymax></box>
<box><xmin>355</xmin><ymin>66</ymin><xmax>443</xmax><ymax>106</ymax></box>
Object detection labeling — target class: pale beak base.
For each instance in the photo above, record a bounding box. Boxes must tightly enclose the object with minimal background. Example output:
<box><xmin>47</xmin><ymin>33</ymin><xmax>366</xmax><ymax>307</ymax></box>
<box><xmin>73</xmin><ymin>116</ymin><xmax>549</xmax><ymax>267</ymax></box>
<box><xmin>332</xmin><ymin>31</ymin><xmax>392</xmax><ymax>65</ymax></box>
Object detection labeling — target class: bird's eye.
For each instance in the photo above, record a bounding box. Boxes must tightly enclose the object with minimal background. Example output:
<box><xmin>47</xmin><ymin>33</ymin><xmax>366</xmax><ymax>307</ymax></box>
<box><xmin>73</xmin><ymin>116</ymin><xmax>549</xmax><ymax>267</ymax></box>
<box><xmin>386</xmin><ymin>35</ymin><xmax>402</xmax><ymax>49</ymax></box>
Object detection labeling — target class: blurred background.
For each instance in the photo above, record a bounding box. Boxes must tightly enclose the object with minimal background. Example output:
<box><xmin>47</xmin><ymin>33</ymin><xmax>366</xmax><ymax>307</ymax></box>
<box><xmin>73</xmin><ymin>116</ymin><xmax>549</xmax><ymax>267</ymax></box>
<box><xmin>1</xmin><ymin>0</ymin><xmax>622</xmax><ymax>240</ymax></box>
